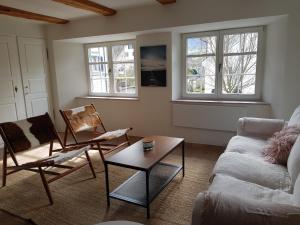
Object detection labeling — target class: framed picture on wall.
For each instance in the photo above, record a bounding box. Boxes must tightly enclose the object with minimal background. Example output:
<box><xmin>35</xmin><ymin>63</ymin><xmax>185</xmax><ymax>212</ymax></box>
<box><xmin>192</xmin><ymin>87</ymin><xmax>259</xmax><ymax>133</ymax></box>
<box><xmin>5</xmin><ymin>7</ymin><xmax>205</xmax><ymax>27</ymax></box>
<box><xmin>140</xmin><ymin>45</ymin><xmax>167</xmax><ymax>87</ymax></box>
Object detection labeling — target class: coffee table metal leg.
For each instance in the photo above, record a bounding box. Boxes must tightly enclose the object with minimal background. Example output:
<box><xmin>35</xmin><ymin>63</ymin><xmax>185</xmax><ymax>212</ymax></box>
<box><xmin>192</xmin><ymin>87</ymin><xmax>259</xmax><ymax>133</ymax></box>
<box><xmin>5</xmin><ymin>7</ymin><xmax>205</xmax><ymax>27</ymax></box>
<box><xmin>146</xmin><ymin>170</ymin><xmax>150</xmax><ymax>218</ymax></box>
<box><xmin>105</xmin><ymin>163</ymin><xmax>110</xmax><ymax>207</ymax></box>
<box><xmin>182</xmin><ymin>141</ymin><xmax>185</xmax><ymax>177</ymax></box>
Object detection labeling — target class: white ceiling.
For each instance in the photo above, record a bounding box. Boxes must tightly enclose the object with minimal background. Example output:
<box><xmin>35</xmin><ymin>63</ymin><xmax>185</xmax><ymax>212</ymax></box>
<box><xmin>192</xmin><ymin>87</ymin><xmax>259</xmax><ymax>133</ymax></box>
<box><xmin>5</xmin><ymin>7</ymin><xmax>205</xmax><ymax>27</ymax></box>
<box><xmin>0</xmin><ymin>0</ymin><xmax>156</xmax><ymax>20</ymax></box>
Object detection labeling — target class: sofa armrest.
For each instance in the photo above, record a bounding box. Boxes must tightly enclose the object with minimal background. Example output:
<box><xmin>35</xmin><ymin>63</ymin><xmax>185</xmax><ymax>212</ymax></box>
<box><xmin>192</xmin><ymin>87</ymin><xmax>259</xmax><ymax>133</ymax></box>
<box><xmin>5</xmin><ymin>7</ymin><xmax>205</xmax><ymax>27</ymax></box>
<box><xmin>192</xmin><ymin>192</ymin><xmax>300</xmax><ymax>225</ymax></box>
<box><xmin>237</xmin><ymin>117</ymin><xmax>285</xmax><ymax>139</ymax></box>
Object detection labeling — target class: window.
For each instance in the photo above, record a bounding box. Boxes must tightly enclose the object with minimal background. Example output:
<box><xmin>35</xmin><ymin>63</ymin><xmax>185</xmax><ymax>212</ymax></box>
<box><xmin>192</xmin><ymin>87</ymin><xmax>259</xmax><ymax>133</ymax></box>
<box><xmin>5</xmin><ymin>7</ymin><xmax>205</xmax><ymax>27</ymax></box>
<box><xmin>86</xmin><ymin>41</ymin><xmax>137</xmax><ymax>96</ymax></box>
<box><xmin>182</xmin><ymin>27</ymin><xmax>263</xmax><ymax>100</ymax></box>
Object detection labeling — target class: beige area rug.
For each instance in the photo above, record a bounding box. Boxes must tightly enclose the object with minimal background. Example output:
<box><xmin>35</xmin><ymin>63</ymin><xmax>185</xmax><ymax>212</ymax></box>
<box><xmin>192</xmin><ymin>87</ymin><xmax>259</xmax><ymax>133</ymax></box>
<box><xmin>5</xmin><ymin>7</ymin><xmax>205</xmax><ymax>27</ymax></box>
<box><xmin>0</xmin><ymin>138</ymin><xmax>223</xmax><ymax>225</ymax></box>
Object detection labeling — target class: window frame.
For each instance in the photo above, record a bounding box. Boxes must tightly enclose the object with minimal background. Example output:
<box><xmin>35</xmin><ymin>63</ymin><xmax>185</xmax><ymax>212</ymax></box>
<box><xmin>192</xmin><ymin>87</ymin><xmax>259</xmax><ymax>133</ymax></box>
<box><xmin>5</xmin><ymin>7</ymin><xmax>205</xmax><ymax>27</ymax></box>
<box><xmin>85</xmin><ymin>40</ymin><xmax>138</xmax><ymax>97</ymax></box>
<box><xmin>182</xmin><ymin>26</ymin><xmax>264</xmax><ymax>100</ymax></box>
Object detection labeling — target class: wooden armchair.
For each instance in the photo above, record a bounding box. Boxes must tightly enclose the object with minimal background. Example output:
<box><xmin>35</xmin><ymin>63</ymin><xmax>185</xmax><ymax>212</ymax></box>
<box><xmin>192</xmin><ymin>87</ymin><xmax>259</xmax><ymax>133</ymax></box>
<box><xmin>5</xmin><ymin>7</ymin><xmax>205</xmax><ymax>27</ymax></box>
<box><xmin>0</xmin><ymin>113</ymin><xmax>96</xmax><ymax>205</ymax></box>
<box><xmin>59</xmin><ymin>104</ymin><xmax>132</xmax><ymax>161</ymax></box>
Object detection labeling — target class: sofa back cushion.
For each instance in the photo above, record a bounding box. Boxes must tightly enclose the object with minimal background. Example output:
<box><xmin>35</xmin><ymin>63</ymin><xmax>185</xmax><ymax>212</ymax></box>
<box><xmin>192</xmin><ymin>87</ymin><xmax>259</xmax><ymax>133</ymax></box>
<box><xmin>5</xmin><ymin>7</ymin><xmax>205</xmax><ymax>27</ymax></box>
<box><xmin>288</xmin><ymin>136</ymin><xmax>300</xmax><ymax>186</ymax></box>
<box><xmin>294</xmin><ymin>175</ymin><xmax>300</xmax><ymax>206</ymax></box>
<box><xmin>288</xmin><ymin>105</ymin><xmax>300</xmax><ymax>127</ymax></box>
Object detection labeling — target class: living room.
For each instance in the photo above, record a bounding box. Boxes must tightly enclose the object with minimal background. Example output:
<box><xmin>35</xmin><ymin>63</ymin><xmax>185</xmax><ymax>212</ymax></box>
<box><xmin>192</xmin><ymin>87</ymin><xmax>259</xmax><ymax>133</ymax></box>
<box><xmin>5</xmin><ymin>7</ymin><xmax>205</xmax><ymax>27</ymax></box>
<box><xmin>0</xmin><ymin>0</ymin><xmax>300</xmax><ymax>224</ymax></box>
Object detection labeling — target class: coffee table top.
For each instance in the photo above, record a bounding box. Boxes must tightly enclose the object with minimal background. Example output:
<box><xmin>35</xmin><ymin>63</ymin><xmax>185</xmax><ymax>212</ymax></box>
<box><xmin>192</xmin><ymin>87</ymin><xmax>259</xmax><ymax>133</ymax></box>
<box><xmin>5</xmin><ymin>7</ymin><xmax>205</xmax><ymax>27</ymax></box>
<box><xmin>104</xmin><ymin>136</ymin><xmax>184</xmax><ymax>170</ymax></box>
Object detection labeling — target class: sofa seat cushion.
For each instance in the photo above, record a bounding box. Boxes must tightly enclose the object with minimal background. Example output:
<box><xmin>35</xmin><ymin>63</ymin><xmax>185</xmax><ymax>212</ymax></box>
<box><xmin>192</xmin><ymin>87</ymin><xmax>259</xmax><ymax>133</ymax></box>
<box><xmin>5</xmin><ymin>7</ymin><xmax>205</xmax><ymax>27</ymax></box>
<box><xmin>225</xmin><ymin>135</ymin><xmax>267</xmax><ymax>158</ymax></box>
<box><xmin>209</xmin><ymin>174</ymin><xmax>294</xmax><ymax>205</ymax></box>
<box><xmin>192</xmin><ymin>192</ymin><xmax>300</xmax><ymax>225</ymax></box>
<box><xmin>212</xmin><ymin>152</ymin><xmax>291</xmax><ymax>192</ymax></box>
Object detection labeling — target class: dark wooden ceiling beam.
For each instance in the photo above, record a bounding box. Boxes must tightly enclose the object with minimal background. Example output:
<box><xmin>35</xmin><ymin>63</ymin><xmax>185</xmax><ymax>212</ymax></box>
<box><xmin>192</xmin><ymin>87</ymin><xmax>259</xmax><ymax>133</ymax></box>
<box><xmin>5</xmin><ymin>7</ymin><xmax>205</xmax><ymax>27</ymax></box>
<box><xmin>0</xmin><ymin>5</ymin><xmax>69</xmax><ymax>24</ymax></box>
<box><xmin>156</xmin><ymin>0</ymin><xmax>176</xmax><ymax>5</ymax></box>
<box><xmin>53</xmin><ymin>0</ymin><xmax>116</xmax><ymax>16</ymax></box>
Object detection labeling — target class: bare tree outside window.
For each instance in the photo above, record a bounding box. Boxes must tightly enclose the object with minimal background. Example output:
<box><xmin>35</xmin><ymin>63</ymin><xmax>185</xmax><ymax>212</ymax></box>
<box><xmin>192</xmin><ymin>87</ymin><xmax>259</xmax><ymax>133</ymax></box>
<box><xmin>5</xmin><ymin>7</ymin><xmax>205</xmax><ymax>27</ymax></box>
<box><xmin>222</xmin><ymin>32</ymin><xmax>258</xmax><ymax>94</ymax></box>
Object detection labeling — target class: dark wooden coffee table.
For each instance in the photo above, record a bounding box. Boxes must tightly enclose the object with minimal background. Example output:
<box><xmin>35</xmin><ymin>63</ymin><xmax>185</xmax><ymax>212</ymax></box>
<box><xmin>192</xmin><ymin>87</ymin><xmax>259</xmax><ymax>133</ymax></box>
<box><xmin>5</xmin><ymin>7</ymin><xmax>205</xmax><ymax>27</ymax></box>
<box><xmin>104</xmin><ymin>136</ymin><xmax>185</xmax><ymax>218</ymax></box>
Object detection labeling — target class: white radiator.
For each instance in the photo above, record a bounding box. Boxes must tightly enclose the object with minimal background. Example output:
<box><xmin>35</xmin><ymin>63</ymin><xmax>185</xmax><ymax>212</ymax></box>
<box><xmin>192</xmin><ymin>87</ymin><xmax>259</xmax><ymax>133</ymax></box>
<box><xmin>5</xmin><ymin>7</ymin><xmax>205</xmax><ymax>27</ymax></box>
<box><xmin>172</xmin><ymin>103</ymin><xmax>272</xmax><ymax>132</ymax></box>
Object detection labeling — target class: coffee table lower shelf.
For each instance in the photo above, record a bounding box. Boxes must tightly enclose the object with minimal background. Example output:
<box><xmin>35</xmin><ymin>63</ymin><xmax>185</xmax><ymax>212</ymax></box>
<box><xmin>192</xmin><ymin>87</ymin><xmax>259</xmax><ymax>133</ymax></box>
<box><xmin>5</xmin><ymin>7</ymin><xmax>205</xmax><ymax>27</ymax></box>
<box><xmin>109</xmin><ymin>162</ymin><xmax>182</xmax><ymax>207</ymax></box>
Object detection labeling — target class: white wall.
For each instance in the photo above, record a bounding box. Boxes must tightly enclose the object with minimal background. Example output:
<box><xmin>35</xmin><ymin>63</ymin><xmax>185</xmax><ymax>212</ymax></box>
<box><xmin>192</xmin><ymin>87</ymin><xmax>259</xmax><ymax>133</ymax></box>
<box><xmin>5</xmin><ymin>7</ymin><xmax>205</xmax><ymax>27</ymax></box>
<box><xmin>45</xmin><ymin>0</ymin><xmax>300</xmax><ymax>145</ymax></box>
<box><xmin>171</xmin><ymin>32</ymin><xmax>181</xmax><ymax>100</ymax></box>
<box><xmin>72</xmin><ymin>32</ymin><xmax>271</xmax><ymax>146</ymax></box>
<box><xmin>0</xmin><ymin>15</ymin><xmax>45</xmax><ymax>38</ymax></box>
<box><xmin>45</xmin><ymin>0</ymin><xmax>300</xmax><ymax>120</ymax></box>
<box><xmin>263</xmin><ymin>16</ymin><xmax>288</xmax><ymax>118</ymax></box>
<box><xmin>45</xmin><ymin>0</ymin><xmax>291</xmax><ymax>40</ymax></box>
<box><xmin>50</xmin><ymin>41</ymin><xmax>88</xmax><ymax>131</ymax></box>
<box><xmin>282</xmin><ymin>11</ymin><xmax>300</xmax><ymax>118</ymax></box>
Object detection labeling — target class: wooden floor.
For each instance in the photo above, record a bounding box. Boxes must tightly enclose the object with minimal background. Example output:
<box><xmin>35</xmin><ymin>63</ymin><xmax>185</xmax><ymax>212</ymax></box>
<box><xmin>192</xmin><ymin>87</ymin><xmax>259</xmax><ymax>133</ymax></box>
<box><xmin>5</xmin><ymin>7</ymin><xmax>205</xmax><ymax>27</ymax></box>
<box><xmin>0</xmin><ymin>136</ymin><xmax>223</xmax><ymax>225</ymax></box>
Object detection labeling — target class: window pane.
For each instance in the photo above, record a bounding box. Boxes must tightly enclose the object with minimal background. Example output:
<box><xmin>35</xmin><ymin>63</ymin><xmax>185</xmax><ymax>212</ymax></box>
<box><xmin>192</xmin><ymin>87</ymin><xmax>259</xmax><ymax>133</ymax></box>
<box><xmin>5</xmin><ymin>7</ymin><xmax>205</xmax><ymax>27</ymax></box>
<box><xmin>113</xmin><ymin>63</ymin><xmax>135</xmax><ymax>77</ymax></box>
<box><xmin>112</xmin><ymin>44</ymin><xmax>134</xmax><ymax>62</ymax></box>
<box><xmin>187</xmin><ymin>36</ymin><xmax>216</xmax><ymax>55</ymax></box>
<box><xmin>114</xmin><ymin>78</ymin><xmax>136</xmax><ymax>94</ymax></box>
<box><xmin>89</xmin><ymin>63</ymin><xmax>109</xmax><ymax>93</ymax></box>
<box><xmin>87</xmin><ymin>42</ymin><xmax>136</xmax><ymax>96</ymax></box>
<box><xmin>222</xmin><ymin>54</ymin><xmax>257</xmax><ymax>94</ymax></box>
<box><xmin>114</xmin><ymin>63</ymin><xmax>136</xmax><ymax>94</ymax></box>
<box><xmin>186</xmin><ymin>56</ymin><xmax>216</xmax><ymax>94</ymax></box>
<box><xmin>89</xmin><ymin>64</ymin><xmax>109</xmax><ymax>78</ymax></box>
<box><xmin>91</xmin><ymin>79</ymin><xmax>109</xmax><ymax>93</ymax></box>
<box><xmin>223</xmin><ymin>32</ymin><xmax>258</xmax><ymax>54</ymax></box>
<box><xmin>88</xmin><ymin>47</ymin><xmax>108</xmax><ymax>63</ymax></box>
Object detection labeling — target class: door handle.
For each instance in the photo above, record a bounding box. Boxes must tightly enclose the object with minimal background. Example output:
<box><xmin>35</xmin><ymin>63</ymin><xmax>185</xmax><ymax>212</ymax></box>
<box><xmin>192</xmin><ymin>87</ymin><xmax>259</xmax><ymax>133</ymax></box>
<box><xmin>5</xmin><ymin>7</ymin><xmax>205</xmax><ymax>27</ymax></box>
<box><xmin>24</xmin><ymin>85</ymin><xmax>29</xmax><ymax>95</ymax></box>
<box><xmin>14</xmin><ymin>86</ymin><xmax>18</xmax><ymax>93</ymax></box>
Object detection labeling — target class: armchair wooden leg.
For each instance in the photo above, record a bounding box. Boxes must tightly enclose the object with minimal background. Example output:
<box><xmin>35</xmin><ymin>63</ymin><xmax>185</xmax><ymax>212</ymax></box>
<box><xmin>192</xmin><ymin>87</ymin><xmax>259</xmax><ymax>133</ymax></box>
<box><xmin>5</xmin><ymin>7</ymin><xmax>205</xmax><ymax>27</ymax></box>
<box><xmin>63</xmin><ymin>127</ymin><xmax>68</xmax><ymax>147</ymax></box>
<box><xmin>38</xmin><ymin>166</ymin><xmax>53</xmax><ymax>205</ymax></box>
<box><xmin>10</xmin><ymin>150</ymin><xmax>19</xmax><ymax>166</ymax></box>
<box><xmin>2</xmin><ymin>145</ymin><xmax>7</xmax><ymax>187</ymax></box>
<box><xmin>49</xmin><ymin>141</ymin><xmax>53</xmax><ymax>156</ymax></box>
<box><xmin>97</xmin><ymin>143</ymin><xmax>105</xmax><ymax>162</ymax></box>
<box><xmin>125</xmin><ymin>134</ymin><xmax>130</xmax><ymax>146</ymax></box>
<box><xmin>85</xmin><ymin>151</ymin><xmax>96</xmax><ymax>178</ymax></box>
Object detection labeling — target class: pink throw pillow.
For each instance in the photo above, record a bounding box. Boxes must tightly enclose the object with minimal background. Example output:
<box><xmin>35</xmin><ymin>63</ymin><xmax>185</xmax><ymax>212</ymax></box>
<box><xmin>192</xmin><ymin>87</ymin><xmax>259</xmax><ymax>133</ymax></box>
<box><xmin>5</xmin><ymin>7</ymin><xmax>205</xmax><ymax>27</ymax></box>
<box><xmin>263</xmin><ymin>125</ymin><xmax>300</xmax><ymax>165</ymax></box>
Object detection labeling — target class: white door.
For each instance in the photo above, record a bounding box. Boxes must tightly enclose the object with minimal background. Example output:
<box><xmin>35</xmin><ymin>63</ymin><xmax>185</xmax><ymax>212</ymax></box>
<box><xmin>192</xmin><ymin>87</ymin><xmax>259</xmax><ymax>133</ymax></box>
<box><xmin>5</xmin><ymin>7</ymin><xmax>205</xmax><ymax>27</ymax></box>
<box><xmin>0</xmin><ymin>35</ymin><xmax>26</xmax><ymax>123</ymax></box>
<box><xmin>0</xmin><ymin>35</ymin><xmax>27</xmax><ymax>146</ymax></box>
<box><xmin>18</xmin><ymin>37</ymin><xmax>50</xmax><ymax>117</ymax></box>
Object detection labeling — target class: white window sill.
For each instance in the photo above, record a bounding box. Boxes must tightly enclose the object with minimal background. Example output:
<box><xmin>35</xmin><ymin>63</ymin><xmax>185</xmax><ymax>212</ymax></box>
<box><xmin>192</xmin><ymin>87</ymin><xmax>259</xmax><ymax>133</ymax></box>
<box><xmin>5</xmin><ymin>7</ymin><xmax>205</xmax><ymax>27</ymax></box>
<box><xmin>172</xmin><ymin>99</ymin><xmax>269</xmax><ymax>106</ymax></box>
<box><xmin>76</xmin><ymin>96</ymin><xmax>139</xmax><ymax>101</ymax></box>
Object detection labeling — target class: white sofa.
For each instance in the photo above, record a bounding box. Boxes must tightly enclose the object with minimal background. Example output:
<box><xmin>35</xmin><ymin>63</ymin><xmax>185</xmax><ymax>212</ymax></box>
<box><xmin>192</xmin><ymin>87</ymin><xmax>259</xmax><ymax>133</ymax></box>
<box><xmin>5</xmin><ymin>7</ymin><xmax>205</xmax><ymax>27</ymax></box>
<box><xmin>192</xmin><ymin>106</ymin><xmax>300</xmax><ymax>225</ymax></box>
